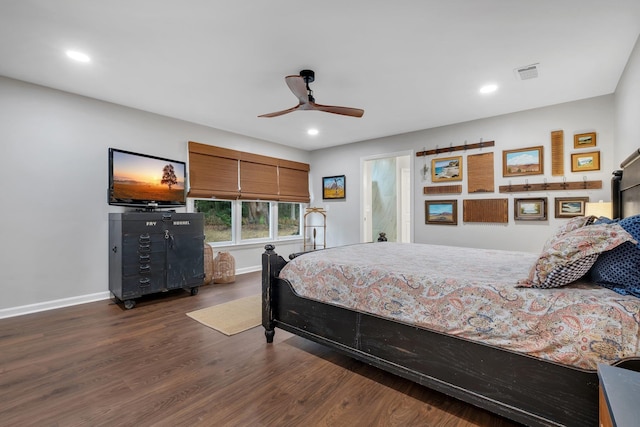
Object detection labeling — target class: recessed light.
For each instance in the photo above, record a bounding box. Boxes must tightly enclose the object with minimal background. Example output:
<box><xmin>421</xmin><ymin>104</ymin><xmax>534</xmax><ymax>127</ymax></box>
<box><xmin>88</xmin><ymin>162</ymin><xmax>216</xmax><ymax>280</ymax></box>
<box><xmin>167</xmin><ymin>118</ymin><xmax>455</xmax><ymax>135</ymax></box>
<box><xmin>66</xmin><ymin>50</ymin><xmax>91</xmax><ymax>62</ymax></box>
<box><xmin>479</xmin><ymin>84</ymin><xmax>498</xmax><ymax>94</ymax></box>
<box><xmin>307</xmin><ymin>128</ymin><xmax>319</xmax><ymax>136</ymax></box>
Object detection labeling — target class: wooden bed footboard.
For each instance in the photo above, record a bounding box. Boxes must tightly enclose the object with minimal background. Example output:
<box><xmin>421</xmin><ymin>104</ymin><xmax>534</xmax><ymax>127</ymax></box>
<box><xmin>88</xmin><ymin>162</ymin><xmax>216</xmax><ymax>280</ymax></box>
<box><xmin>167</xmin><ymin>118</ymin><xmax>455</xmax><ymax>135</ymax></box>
<box><xmin>262</xmin><ymin>245</ymin><xmax>601</xmax><ymax>427</ymax></box>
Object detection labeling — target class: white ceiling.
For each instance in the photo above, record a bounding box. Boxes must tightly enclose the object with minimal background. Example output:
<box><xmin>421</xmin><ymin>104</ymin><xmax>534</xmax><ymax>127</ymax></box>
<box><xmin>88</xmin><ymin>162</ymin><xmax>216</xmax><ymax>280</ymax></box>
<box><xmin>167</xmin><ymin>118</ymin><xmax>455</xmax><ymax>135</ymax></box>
<box><xmin>1</xmin><ymin>1</ymin><xmax>639</xmax><ymax>151</ymax></box>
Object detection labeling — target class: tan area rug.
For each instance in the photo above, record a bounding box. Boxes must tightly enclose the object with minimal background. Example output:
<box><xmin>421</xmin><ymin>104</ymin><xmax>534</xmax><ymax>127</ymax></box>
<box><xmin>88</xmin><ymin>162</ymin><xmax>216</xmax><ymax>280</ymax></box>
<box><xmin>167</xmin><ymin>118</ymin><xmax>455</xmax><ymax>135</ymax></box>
<box><xmin>186</xmin><ymin>294</ymin><xmax>261</xmax><ymax>336</ymax></box>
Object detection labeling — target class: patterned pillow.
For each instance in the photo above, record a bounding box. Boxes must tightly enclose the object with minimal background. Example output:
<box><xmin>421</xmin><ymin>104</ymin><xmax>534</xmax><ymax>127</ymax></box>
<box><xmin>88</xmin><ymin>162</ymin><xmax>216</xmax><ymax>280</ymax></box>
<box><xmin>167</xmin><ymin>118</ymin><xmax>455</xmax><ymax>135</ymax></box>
<box><xmin>542</xmin><ymin>215</ymin><xmax>597</xmax><ymax>251</ymax></box>
<box><xmin>590</xmin><ymin>215</ymin><xmax>640</xmax><ymax>297</ymax></box>
<box><xmin>519</xmin><ymin>223</ymin><xmax>636</xmax><ymax>288</ymax></box>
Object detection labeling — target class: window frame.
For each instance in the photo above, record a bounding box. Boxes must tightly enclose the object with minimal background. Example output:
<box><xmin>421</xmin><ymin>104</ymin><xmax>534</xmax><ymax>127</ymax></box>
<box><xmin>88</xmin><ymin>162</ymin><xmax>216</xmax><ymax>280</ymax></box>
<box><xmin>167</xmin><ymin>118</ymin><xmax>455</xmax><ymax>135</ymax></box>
<box><xmin>191</xmin><ymin>198</ymin><xmax>304</xmax><ymax>247</ymax></box>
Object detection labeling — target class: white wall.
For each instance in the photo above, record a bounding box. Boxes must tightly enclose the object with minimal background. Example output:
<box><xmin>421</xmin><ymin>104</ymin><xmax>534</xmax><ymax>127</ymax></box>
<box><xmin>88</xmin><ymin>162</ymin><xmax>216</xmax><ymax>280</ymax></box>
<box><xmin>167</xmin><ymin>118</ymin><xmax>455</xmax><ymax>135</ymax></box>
<box><xmin>310</xmin><ymin>95</ymin><xmax>615</xmax><ymax>252</ymax></box>
<box><xmin>0</xmin><ymin>76</ymin><xmax>308</xmax><ymax>314</ymax></box>
<box><xmin>614</xmin><ymin>34</ymin><xmax>640</xmax><ymax>164</ymax></box>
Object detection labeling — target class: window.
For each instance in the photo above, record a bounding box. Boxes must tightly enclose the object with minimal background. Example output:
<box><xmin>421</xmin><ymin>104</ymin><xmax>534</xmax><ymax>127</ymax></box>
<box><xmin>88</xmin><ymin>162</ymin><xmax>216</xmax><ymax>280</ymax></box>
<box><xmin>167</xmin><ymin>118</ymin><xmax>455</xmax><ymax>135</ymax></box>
<box><xmin>194</xmin><ymin>199</ymin><xmax>302</xmax><ymax>244</ymax></box>
<box><xmin>278</xmin><ymin>202</ymin><xmax>301</xmax><ymax>237</ymax></box>
<box><xmin>194</xmin><ymin>200</ymin><xmax>233</xmax><ymax>243</ymax></box>
<box><xmin>241</xmin><ymin>201</ymin><xmax>270</xmax><ymax>240</ymax></box>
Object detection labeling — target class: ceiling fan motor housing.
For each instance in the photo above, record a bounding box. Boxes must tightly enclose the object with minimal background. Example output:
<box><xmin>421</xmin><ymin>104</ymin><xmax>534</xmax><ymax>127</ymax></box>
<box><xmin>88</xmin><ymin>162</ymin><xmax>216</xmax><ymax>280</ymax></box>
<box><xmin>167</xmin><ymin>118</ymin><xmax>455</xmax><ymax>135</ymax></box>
<box><xmin>300</xmin><ymin>69</ymin><xmax>315</xmax><ymax>83</ymax></box>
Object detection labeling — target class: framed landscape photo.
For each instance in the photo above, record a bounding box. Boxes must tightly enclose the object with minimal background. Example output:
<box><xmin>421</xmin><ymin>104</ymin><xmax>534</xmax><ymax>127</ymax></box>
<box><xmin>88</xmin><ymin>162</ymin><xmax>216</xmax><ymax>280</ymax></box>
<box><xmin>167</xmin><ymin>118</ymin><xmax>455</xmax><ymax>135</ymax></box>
<box><xmin>503</xmin><ymin>146</ymin><xmax>543</xmax><ymax>177</ymax></box>
<box><xmin>514</xmin><ymin>197</ymin><xmax>547</xmax><ymax>221</ymax></box>
<box><xmin>554</xmin><ymin>197</ymin><xmax>589</xmax><ymax>218</ymax></box>
<box><xmin>431</xmin><ymin>156</ymin><xmax>463</xmax><ymax>182</ymax></box>
<box><xmin>425</xmin><ymin>200</ymin><xmax>457</xmax><ymax>225</ymax></box>
<box><xmin>573</xmin><ymin>132</ymin><xmax>596</xmax><ymax>148</ymax></box>
<box><xmin>571</xmin><ymin>151</ymin><xmax>600</xmax><ymax>172</ymax></box>
<box><xmin>322</xmin><ymin>175</ymin><xmax>346</xmax><ymax>199</ymax></box>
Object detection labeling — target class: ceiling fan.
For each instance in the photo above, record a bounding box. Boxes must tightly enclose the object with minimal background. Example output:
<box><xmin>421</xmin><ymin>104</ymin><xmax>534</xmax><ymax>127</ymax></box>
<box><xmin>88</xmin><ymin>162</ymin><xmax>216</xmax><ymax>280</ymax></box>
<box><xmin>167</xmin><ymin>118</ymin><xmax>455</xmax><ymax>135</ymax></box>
<box><xmin>258</xmin><ymin>69</ymin><xmax>364</xmax><ymax>118</ymax></box>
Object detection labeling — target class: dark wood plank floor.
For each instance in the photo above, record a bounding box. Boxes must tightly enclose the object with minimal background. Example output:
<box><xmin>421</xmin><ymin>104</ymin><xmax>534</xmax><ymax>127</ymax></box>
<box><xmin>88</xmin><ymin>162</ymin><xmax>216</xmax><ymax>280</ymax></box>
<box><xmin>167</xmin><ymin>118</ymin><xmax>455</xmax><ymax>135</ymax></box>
<box><xmin>0</xmin><ymin>272</ymin><xmax>522</xmax><ymax>426</ymax></box>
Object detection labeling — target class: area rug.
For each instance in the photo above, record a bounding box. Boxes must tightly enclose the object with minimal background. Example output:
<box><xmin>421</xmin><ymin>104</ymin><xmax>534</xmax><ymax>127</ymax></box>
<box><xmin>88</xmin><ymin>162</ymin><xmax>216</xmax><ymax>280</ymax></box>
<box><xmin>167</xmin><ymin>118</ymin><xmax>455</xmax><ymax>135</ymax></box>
<box><xmin>186</xmin><ymin>294</ymin><xmax>261</xmax><ymax>336</ymax></box>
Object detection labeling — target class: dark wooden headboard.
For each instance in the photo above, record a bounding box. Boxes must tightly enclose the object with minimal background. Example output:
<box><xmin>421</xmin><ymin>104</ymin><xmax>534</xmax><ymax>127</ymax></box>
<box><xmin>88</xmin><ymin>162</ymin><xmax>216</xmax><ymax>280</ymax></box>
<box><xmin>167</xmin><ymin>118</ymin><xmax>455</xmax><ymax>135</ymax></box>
<box><xmin>613</xmin><ymin>148</ymin><xmax>640</xmax><ymax>219</ymax></box>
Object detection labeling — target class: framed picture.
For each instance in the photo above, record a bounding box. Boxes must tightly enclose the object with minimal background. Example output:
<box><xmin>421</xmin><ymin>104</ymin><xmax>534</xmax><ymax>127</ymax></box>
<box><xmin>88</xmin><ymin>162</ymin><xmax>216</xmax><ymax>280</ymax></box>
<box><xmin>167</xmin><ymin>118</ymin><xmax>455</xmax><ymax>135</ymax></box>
<box><xmin>425</xmin><ymin>200</ymin><xmax>457</xmax><ymax>225</ymax></box>
<box><xmin>574</xmin><ymin>132</ymin><xmax>596</xmax><ymax>148</ymax></box>
<box><xmin>503</xmin><ymin>146</ymin><xmax>544</xmax><ymax>177</ymax></box>
<box><xmin>554</xmin><ymin>197</ymin><xmax>589</xmax><ymax>218</ymax></box>
<box><xmin>571</xmin><ymin>151</ymin><xmax>600</xmax><ymax>172</ymax></box>
<box><xmin>514</xmin><ymin>197</ymin><xmax>547</xmax><ymax>221</ymax></box>
<box><xmin>322</xmin><ymin>175</ymin><xmax>346</xmax><ymax>199</ymax></box>
<box><xmin>431</xmin><ymin>156</ymin><xmax>462</xmax><ymax>182</ymax></box>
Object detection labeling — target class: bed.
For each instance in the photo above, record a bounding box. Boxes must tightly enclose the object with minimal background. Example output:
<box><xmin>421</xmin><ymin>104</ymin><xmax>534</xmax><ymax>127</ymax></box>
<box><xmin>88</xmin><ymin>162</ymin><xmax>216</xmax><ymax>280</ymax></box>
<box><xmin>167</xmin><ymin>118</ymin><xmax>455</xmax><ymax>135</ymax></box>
<box><xmin>262</xmin><ymin>149</ymin><xmax>640</xmax><ymax>427</ymax></box>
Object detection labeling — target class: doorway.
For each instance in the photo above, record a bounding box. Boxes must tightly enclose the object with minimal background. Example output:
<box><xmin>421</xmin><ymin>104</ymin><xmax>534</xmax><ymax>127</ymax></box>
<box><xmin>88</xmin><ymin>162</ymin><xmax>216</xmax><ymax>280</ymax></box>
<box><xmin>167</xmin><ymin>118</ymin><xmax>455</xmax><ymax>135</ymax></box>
<box><xmin>361</xmin><ymin>151</ymin><xmax>413</xmax><ymax>243</ymax></box>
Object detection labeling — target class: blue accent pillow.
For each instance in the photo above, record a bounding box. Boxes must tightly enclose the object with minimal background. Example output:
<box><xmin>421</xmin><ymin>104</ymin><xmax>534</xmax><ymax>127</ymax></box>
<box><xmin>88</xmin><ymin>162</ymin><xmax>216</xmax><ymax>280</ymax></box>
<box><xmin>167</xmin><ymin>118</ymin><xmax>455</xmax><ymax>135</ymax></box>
<box><xmin>590</xmin><ymin>214</ymin><xmax>640</xmax><ymax>297</ymax></box>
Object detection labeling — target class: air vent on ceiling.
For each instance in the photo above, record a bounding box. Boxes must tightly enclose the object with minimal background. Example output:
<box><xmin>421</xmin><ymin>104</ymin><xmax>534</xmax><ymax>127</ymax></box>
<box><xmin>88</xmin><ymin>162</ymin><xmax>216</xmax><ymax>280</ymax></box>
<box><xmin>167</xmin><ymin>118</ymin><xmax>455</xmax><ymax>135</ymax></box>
<box><xmin>515</xmin><ymin>63</ymin><xmax>540</xmax><ymax>80</ymax></box>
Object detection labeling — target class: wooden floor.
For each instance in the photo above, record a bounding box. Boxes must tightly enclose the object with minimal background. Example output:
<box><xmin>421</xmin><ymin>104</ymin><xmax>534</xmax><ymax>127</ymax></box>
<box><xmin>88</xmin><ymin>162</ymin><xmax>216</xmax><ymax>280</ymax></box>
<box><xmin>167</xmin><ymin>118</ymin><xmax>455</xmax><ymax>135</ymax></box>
<box><xmin>0</xmin><ymin>272</ymin><xmax>522</xmax><ymax>426</ymax></box>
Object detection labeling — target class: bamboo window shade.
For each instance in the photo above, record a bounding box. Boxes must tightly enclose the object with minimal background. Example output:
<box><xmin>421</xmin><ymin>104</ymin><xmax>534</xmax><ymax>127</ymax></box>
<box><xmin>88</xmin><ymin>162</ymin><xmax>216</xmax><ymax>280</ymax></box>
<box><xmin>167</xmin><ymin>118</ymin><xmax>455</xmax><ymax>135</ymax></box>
<box><xmin>187</xmin><ymin>141</ymin><xmax>310</xmax><ymax>202</ymax></box>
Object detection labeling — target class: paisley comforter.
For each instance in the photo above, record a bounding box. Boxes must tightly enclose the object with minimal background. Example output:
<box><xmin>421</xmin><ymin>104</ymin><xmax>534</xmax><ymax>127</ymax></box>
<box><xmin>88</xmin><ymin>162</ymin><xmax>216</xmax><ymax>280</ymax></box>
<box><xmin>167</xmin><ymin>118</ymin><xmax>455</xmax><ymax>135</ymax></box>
<box><xmin>279</xmin><ymin>242</ymin><xmax>640</xmax><ymax>370</ymax></box>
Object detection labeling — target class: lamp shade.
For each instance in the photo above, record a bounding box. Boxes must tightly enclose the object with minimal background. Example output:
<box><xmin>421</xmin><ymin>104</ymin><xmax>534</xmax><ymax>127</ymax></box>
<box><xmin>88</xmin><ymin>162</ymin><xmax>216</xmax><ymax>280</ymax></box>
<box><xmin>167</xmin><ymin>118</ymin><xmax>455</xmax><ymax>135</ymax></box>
<box><xmin>584</xmin><ymin>201</ymin><xmax>613</xmax><ymax>219</ymax></box>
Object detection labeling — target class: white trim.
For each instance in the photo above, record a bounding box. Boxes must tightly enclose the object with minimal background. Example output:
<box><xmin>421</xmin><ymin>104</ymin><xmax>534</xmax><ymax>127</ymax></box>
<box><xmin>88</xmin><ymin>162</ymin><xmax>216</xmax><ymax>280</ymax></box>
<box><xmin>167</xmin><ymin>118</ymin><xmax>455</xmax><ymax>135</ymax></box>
<box><xmin>0</xmin><ymin>266</ymin><xmax>264</xmax><ymax>319</ymax></box>
<box><xmin>236</xmin><ymin>265</ymin><xmax>261</xmax><ymax>275</ymax></box>
<box><xmin>0</xmin><ymin>291</ymin><xmax>111</xmax><ymax>320</ymax></box>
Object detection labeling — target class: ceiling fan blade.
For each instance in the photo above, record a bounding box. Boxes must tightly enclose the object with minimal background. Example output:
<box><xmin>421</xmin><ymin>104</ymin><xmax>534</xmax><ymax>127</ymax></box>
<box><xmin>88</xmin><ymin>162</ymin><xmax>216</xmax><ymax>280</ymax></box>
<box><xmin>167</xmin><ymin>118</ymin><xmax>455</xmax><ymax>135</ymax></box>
<box><xmin>311</xmin><ymin>102</ymin><xmax>364</xmax><ymax>118</ymax></box>
<box><xmin>285</xmin><ymin>75</ymin><xmax>310</xmax><ymax>104</ymax></box>
<box><xmin>258</xmin><ymin>104</ymin><xmax>301</xmax><ymax>118</ymax></box>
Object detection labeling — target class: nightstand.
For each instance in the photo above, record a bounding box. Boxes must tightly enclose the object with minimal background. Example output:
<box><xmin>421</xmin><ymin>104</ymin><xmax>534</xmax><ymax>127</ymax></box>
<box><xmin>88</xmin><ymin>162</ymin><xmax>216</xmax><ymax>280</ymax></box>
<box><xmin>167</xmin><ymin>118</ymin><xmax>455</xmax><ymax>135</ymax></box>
<box><xmin>597</xmin><ymin>363</ymin><xmax>640</xmax><ymax>427</ymax></box>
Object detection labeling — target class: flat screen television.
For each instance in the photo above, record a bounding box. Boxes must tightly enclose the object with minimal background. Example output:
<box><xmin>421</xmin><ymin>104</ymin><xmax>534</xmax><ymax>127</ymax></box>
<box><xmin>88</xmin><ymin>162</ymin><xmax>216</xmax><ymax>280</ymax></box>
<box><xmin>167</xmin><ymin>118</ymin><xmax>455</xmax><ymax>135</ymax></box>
<box><xmin>108</xmin><ymin>148</ymin><xmax>186</xmax><ymax>209</ymax></box>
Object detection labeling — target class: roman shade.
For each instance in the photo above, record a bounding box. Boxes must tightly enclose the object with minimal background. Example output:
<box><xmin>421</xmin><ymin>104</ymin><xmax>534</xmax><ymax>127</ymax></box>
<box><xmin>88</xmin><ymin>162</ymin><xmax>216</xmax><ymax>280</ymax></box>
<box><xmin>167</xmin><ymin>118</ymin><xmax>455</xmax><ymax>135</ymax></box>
<box><xmin>187</xmin><ymin>141</ymin><xmax>310</xmax><ymax>202</ymax></box>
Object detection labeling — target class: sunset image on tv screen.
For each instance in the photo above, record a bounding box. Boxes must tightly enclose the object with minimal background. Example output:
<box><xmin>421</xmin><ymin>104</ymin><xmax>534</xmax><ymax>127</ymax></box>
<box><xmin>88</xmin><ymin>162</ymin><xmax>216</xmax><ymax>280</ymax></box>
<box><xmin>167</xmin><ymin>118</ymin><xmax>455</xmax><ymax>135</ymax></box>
<box><xmin>111</xmin><ymin>151</ymin><xmax>185</xmax><ymax>203</ymax></box>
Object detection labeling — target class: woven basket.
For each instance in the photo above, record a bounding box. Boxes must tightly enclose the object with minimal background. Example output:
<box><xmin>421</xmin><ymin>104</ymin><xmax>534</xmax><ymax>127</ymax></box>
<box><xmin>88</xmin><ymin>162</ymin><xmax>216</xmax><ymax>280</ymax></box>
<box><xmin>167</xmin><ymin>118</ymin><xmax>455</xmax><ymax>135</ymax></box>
<box><xmin>213</xmin><ymin>251</ymin><xmax>236</xmax><ymax>284</ymax></box>
<box><xmin>203</xmin><ymin>243</ymin><xmax>214</xmax><ymax>285</ymax></box>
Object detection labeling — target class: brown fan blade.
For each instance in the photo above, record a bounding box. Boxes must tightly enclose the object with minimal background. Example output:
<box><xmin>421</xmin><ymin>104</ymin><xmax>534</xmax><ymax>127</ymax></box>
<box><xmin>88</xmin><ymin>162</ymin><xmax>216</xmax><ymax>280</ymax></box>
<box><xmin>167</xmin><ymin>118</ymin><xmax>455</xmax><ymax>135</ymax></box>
<box><xmin>258</xmin><ymin>104</ymin><xmax>302</xmax><ymax>118</ymax></box>
<box><xmin>285</xmin><ymin>75</ymin><xmax>309</xmax><ymax>104</ymax></box>
<box><xmin>310</xmin><ymin>102</ymin><xmax>364</xmax><ymax>118</ymax></box>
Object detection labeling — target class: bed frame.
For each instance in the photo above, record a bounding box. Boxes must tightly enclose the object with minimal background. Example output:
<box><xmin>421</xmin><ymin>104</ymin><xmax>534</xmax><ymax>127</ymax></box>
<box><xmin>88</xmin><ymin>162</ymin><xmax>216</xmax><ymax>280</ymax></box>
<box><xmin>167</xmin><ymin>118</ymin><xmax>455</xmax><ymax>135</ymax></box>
<box><xmin>262</xmin><ymin>150</ymin><xmax>640</xmax><ymax>427</ymax></box>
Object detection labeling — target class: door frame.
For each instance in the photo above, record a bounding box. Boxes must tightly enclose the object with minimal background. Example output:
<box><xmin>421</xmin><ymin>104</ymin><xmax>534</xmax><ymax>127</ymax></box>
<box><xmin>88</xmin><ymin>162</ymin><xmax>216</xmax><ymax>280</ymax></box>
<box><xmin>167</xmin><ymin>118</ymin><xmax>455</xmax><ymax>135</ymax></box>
<box><xmin>360</xmin><ymin>150</ymin><xmax>414</xmax><ymax>243</ymax></box>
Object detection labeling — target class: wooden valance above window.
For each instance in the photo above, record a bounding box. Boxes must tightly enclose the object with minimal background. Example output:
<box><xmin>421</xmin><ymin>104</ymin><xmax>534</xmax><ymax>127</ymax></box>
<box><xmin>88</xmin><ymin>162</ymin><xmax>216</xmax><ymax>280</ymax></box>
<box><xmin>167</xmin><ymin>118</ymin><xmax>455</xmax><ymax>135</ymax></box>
<box><xmin>187</xmin><ymin>141</ymin><xmax>310</xmax><ymax>203</ymax></box>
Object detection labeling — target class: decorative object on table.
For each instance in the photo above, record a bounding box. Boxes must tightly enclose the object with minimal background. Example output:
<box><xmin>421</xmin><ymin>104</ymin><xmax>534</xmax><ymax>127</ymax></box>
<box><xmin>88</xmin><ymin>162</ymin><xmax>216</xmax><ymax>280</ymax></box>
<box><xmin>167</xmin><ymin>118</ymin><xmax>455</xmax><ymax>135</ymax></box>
<box><xmin>431</xmin><ymin>156</ymin><xmax>462</xmax><ymax>182</ymax></box>
<box><xmin>554</xmin><ymin>197</ymin><xmax>589</xmax><ymax>218</ymax></box>
<box><xmin>322</xmin><ymin>175</ymin><xmax>345</xmax><ymax>199</ymax></box>
<box><xmin>503</xmin><ymin>146</ymin><xmax>544</xmax><ymax>177</ymax></box>
<box><xmin>571</xmin><ymin>151</ymin><xmax>600</xmax><ymax>172</ymax></box>
<box><xmin>425</xmin><ymin>200</ymin><xmax>457</xmax><ymax>225</ymax></box>
<box><xmin>514</xmin><ymin>197</ymin><xmax>548</xmax><ymax>221</ymax></box>
<box><xmin>213</xmin><ymin>251</ymin><xmax>236</xmax><ymax>284</ymax></box>
<box><xmin>573</xmin><ymin>132</ymin><xmax>596</xmax><ymax>148</ymax></box>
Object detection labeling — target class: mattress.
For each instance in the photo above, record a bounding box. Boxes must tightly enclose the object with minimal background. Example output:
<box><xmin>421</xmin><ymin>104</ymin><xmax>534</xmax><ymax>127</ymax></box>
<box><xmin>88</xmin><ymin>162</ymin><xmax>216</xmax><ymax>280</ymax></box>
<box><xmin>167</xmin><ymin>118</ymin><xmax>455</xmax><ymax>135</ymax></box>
<box><xmin>279</xmin><ymin>242</ymin><xmax>640</xmax><ymax>370</ymax></box>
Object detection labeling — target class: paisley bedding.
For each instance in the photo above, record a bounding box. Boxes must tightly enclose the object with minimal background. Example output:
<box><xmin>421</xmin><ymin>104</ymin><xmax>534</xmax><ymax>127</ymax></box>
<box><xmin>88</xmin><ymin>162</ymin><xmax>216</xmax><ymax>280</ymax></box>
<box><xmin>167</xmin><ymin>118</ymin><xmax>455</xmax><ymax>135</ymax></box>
<box><xmin>279</xmin><ymin>242</ymin><xmax>640</xmax><ymax>370</ymax></box>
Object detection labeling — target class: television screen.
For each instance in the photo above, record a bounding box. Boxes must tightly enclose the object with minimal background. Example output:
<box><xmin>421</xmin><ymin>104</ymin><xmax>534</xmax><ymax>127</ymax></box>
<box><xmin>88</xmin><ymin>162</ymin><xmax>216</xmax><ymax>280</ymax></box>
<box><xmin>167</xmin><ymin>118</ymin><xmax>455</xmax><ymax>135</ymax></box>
<box><xmin>108</xmin><ymin>148</ymin><xmax>186</xmax><ymax>208</ymax></box>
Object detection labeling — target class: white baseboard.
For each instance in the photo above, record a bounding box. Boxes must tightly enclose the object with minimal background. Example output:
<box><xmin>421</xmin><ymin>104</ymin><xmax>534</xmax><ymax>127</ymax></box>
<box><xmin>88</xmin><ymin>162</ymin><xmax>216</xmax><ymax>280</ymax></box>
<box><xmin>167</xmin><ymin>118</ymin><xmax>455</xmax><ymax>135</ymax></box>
<box><xmin>236</xmin><ymin>265</ymin><xmax>261</xmax><ymax>275</ymax></box>
<box><xmin>0</xmin><ymin>266</ymin><xmax>263</xmax><ymax>320</ymax></box>
<box><xmin>0</xmin><ymin>291</ymin><xmax>111</xmax><ymax>320</ymax></box>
